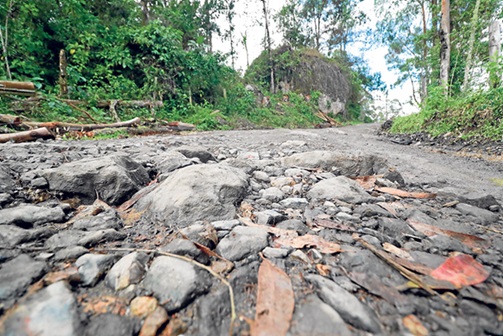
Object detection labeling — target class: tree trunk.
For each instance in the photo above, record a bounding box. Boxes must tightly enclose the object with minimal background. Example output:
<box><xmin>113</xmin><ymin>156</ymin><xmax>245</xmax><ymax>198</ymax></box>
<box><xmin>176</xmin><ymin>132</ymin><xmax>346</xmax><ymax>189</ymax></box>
<box><xmin>0</xmin><ymin>0</ymin><xmax>14</xmax><ymax>80</ymax></box>
<box><xmin>59</xmin><ymin>49</ymin><xmax>68</xmax><ymax>98</ymax></box>
<box><xmin>420</xmin><ymin>0</ymin><xmax>428</xmax><ymax>101</ymax></box>
<box><xmin>462</xmin><ymin>0</ymin><xmax>481</xmax><ymax>91</ymax></box>
<box><xmin>489</xmin><ymin>20</ymin><xmax>501</xmax><ymax>88</ymax></box>
<box><xmin>440</xmin><ymin>0</ymin><xmax>451</xmax><ymax>92</ymax></box>
<box><xmin>261</xmin><ymin>0</ymin><xmax>275</xmax><ymax>93</ymax></box>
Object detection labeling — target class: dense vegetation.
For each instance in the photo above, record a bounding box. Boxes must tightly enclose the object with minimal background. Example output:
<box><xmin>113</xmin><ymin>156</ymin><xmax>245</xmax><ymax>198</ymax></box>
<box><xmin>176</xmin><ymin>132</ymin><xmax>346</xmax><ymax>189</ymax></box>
<box><xmin>0</xmin><ymin>0</ymin><xmax>501</xmax><ymax>138</ymax></box>
<box><xmin>0</xmin><ymin>0</ymin><xmax>375</xmax><ymax>131</ymax></box>
<box><xmin>375</xmin><ymin>0</ymin><xmax>503</xmax><ymax>140</ymax></box>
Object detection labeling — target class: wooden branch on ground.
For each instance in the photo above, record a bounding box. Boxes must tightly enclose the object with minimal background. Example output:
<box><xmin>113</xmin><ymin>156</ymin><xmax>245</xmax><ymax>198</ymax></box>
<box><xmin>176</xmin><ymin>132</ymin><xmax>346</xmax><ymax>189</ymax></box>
<box><xmin>23</xmin><ymin>117</ymin><xmax>142</xmax><ymax>132</ymax></box>
<box><xmin>0</xmin><ymin>81</ymin><xmax>36</xmax><ymax>96</ymax></box>
<box><xmin>0</xmin><ymin>127</ymin><xmax>54</xmax><ymax>143</ymax></box>
<box><xmin>10</xmin><ymin>97</ymin><xmax>163</xmax><ymax>112</ymax></box>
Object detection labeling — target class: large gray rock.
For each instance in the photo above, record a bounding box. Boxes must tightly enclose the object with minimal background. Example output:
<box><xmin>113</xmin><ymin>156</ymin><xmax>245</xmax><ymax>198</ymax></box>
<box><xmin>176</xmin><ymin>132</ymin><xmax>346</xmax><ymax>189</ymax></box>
<box><xmin>143</xmin><ymin>256</ymin><xmax>211</xmax><ymax>312</ymax></box>
<box><xmin>306</xmin><ymin>274</ymin><xmax>382</xmax><ymax>334</ymax></box>
<box><xmin>0</xmin><ymin>254</ymin><xmax>46</xmax><ymax>300</ymax></box>
<box><xmin>45</xmin><ymin>230</ymin><xmax>88</xmax><ymax>249</ymax></box>
<box><xmin>281</xmin><ymin>151</ymin><xmax>387</xmax><ymax>176</ymax></box>
<box><xmin>1</xmin><ymin>281</ymin><xmax>83</xmax><ymax>336</ymax></box>
<box><xmin>307</xmin><ymin>176</ymin><xmax>373</xmax><ymax>204</ymax></box>
<box><xmin>0</xmin><ymin>205</ymin><xmax>66</xmax><ymax>227</ymax></box>
<box><xmin>136</xmin><ymin>164</ymin><xmax>248</xmax><ymax>227</ymax></box>
<box><xmin>288</xmin><ymin>295</ymin><xmax>351</xmax><ymax>336</ymax></box>
<box><xmin>39</xmin><ymin>155</ymin><xmax>150</xmax><ymax>205</ymax></box>
<box><xmin>215</xmin><ymin>226</ymin><xmax>269</xmax><ymax>261</ymax></box>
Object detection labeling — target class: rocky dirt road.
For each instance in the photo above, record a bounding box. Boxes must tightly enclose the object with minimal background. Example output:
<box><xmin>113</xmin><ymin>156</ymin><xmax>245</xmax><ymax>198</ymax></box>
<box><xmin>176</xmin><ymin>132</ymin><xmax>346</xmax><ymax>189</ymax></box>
<box><xmin>0</xmin><ymin>123</ymin><xmax>502</xmax><ymax>335</ymax></box>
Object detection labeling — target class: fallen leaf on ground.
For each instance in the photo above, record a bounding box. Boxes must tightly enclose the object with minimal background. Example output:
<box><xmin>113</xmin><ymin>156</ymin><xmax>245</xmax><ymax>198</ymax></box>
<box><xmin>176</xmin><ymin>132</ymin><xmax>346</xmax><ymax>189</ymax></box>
<box><xmin>430</xmin><ymin>254</ymin><xmax>490</xmax><ymax>289</ymax></box>
<box><xmin>383</xmin><ymin>243</ymin><xmax>414</xmax><ymax>261</ymax></box>
<box><xmin>316</xmin><ymin>264</ymin><xmax>331</xmax><ymax>277</ymax></box>
<box><xmin>80</xmin><ymin>295</ymin><xmax>127</xmax><ymax>316</ymax></box>
<box><xmin>43</xmin><ymin>267</ymin><xmax>80</xmax><ymax>285</ymax></box>
<box><xmin>120</xmin><ymin>209</ymin><xmax>146</xmax><ymax>226</ymax></box>
<box><xmin>403</xmin><ymin>315</ymin><xmax>429</xmax><ymax>336</ymax></box>
<box><xmin>275</xmin><ymin>234</ymin><xmax>342</xmax><ymax>254</ymax></box>
<box><xmin>407</xmin><ymin>219</ymin><xmax>488</xmax><ymax>251</ymax></box>
<box><xmin>376</xmin><ymin>202</ymin><xmax>406</xmax><ymax>217</ymax></box>
<box><xmin>240</xmin><ymin>202</ymin><xmax>255</xmax><ymax>219</ymax></box>
<box><xmin>314</xmin><ymin>218</ymin><xmax>356</xmax><ymax>232</ymax></box>
<box><xmin>353</xmin><ymin>175</ymin><xmax>379</xmax><ymax>190</ymax></box>
<box><xmin>251</xmin><ymin>258</ymin><xmax>294</xmax><ymax>336</ymax></box>
<box><xmin>376</xmin><ymin>187</ymin><xmax>437</xmax><ymax>199</ymax></box>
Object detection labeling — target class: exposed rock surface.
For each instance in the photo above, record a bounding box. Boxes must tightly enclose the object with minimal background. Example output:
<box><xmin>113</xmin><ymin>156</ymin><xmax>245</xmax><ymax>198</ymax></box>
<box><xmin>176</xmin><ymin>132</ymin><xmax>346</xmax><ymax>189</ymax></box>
<box><xmin>0</xmin><ymin>124</ymin><xmax>502</xmax><ymax>336</ymax></box>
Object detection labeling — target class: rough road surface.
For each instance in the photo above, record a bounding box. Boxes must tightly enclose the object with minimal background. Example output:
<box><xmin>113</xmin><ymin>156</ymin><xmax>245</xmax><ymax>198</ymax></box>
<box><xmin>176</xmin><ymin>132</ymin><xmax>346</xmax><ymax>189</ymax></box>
<box><xmin>0</xmin><ymin>123</ymin><xmax>502</xmax><ymax>336</ymax></box>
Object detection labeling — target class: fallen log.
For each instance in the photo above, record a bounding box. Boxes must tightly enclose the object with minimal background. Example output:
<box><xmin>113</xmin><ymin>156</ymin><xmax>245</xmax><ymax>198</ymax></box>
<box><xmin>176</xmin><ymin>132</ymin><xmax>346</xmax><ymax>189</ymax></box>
<box><xmin>23</xmin><ymin>117</ymin><xmax>142</xmax><ymax>132</ymax></box>
<box><xmin>0</xmin><ymin>81</ymin><xmax>36</xmax><ymax>96</ymax></box>
<box><xmin>0</xmin><ymin>127</ymin><xmax>54</xmax><ymax>143</ymax></box>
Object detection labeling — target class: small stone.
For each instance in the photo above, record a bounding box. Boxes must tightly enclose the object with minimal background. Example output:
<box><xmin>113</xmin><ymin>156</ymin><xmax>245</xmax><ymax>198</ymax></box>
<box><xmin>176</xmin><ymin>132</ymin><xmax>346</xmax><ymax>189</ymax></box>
<box><xmin>130</xmin><ymin>296</ymin><xmax>159</xmax><ymax>318</ymax></box>
<box><xmin>105</xmin><ymin>252</ymin><xmax>149</xmax><ymax>291</ymax></box>
<box><xmin>271</xmin><ymin>177</ymin><xmax>294</xmax><ymax>188</ymax></box>
<box><xmin>215</xmin><ymin>226</ymin><xmax>268</xmax><ymax>261</ymax></box>
<box><xmin>76</xmin><ymin>253</ymin><xmax>116</xmax><ymax>286</ymax></box>
<box><xmin>383</xmin><ymin>170</ymin><xmax>405</xmax><ymax>186</ymax></box>
<box><xmin>139</xmin><ymin>306</ymin><xmax>169</xmax><ymax>336</ymax></box>
<box><xmin>255</xmin><ymin>210</ymin><xmax>285</xmax><ymax>225</ymax></box>
<box><xmin>54</xmin><ymin>246</ymin><xmax>89</xmax><ymax>261</ymax></box>
<box><xmin>259</xmin><ymin>187</ymin><xmax>285</xmax><ymax>202</ymax></box>
<box><xmin>253</xmin><ymin>171</ymin><xmax>270</xmax><ymax>182</ymax></box>
<box><xmin>275</xmin><ymin>219</ymin><xmax>308</xmax><ymax>234</ymax></box>
<box><xmin>179</xmin><ymin>223</ymin><xmax>217</xmax><ymax>248</ymax></box>
<box><xmin>306</xmin><ymin>274</ymin><xmax>382</xmax><ymax>333</ymax></box>
<box><xmin>211</xmin><ymin>219</ymin><xmax>240</xmax><ymax>231</ymax></box>
<box><xmin>143</xmin><ymin>256</ymin><xmax>211</xmax><ymax>312</ymax></box>
<box><xmin>85</xmin><ymin>314</ymin><xmax>136</xmax><ymax>336</ymax></box>
<box><xmin>336</xmin><ymin>212</ymin><xmax>359</xmax><ymax>221</ymax></box>
<box><xmin>279</xmin><ymin>198</ymin><xmax>309</xmax><ymax>208</ymax></box>
<box><xmin>307</xmin><ymin>176</ymin><xmax>373</xmax><ymax>204</ymax></box>
<box><xmin>35</xmin><ymin>252</ymin><xmax>54</xmax><ymax>262</ymax></box>
<box><xmin>489</xmin><ymin>205</ymin><xmax>500</xmax><ymax>212</ymax></box>
<box><xmin>290</xmin><ymin>250</ymin><xmax>311</xmax><ymax>264</ymax></box>
<box><xmin>289</xmin><ymin>295</ymin><xmax>351</xmax><ymax>336</ymax></box>
<box><xmin>0</xmin><ymin>254</ymin><xmax>46</xmax><ymax>300</ymax></box>
<box><xmin>45</xmin><ymin>230</ymin><xmax>88</xmax><ymax>249</ymax></box>
<box><xmin>160</xmin><ymin>238</ymin><xmax>209</xmax><ymax>264</ymax></box>
<box><xmin>262</xmin><ymin>247</ymin><xmax>290</xmax><ymax>259</ymax></box>
<box><xmin>78</xmin><ymin>229</ymin><xmax>126</xmax><ymax>247</ymax></box>
<box><xmin>72</xmin><ymin>208</ymin><xmax>123</xmax><ymax>231</ymax></box>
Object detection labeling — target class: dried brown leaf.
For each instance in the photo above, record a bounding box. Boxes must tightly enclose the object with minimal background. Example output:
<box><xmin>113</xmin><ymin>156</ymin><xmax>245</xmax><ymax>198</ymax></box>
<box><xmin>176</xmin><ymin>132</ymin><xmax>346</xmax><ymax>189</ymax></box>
<box><xmin>353</xmin><ymin>175</ymin><xmax>380</xmax><ymax>190</ymax></box>
<box><xmin>275</xmin><ymin>234</ymin><xmax>342</xmax><ymax>254</ymax></box>
<box><xmin>251</xmin><ymin>258</ymin><xmax>294</xmax><ymax>336</ymax></box>
<box><xmin>80</xmin><ymin>295</ymin><xmax>127</xmax><ymax>316</ymax></box>
<box><xmin>382</xmin><ymin>243</ymin><xmax>414</xmax><ymax>261</ymax></box>
<box><xmin>316</xmin><ymin>264</ymin><xmax>331</xmax><ymax>277</ymax></box>
<box><xmin>376</xmin><ymin>187</ymin><xmax>437</xmax><ymax>199</ymax></box>
<box><xmin>403</xmin><ymin>315</ymin><xmax>429</xmax><ymax>336</ymax></box>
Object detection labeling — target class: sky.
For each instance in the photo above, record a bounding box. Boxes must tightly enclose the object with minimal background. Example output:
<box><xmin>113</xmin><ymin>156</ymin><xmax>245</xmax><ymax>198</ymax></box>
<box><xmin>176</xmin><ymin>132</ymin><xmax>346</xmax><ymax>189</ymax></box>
<box><xmin>212</xmin><ymin>0</ymin><xmax>418</xmax><ymax>115</ymax></box>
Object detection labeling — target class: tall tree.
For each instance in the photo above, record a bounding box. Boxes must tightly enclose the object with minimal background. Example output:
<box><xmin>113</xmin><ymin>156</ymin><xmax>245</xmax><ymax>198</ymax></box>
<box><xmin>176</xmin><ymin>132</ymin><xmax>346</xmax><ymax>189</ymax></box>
<box><xmin>0</xmin><ymin>0</ymin><xmax>14</xmax><ymax>79</ymax></box>
<box><xmin>439</xmin><ymin>0</ymin><xmax>450</xmax><ymax>91</ymax></box>
<box><xmin>260</xmin><ymin>0</ymin><xmax>275</xmax><ymax>93</ymax></box>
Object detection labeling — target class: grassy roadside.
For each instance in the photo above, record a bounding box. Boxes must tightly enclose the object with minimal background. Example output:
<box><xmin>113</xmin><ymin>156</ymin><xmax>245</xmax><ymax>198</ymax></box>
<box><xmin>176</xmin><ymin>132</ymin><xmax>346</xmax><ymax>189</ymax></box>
<box><xmin>389</xmin><ymin>87</ymin><xmax>503</xmax><ymax>141</ymax></box>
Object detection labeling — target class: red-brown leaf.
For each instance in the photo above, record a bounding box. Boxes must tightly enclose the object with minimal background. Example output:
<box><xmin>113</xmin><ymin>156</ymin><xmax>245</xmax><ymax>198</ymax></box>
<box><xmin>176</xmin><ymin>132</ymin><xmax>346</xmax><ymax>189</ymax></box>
<box><xmin>251</xmin><ymin>258</ymin><xmax>294</xmax><ymax>336</ymax></box>
<box><xmin>403</xmin><ymin>315</ymin><xmax>429</xmax><ymax>336</ymax></box>
<box><xmin>430</xmin><ymin>254</ymin><xmax>490</xmax><ymax>289</ymax></box>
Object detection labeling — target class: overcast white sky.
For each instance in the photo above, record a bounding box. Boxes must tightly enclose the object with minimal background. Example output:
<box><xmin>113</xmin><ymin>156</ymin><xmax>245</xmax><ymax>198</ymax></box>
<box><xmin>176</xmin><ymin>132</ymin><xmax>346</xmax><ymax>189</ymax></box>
<box><xmin>213</xmin><ymin>0</ymin><xmax>417</xmax><ymax>114</ymax></box>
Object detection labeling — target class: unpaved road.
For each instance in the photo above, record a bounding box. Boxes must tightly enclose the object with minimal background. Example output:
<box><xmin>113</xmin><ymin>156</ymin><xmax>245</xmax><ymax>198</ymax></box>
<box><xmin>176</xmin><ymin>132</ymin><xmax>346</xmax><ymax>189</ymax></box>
<box><xmin>186</xmin><ymin>123</ymin><xmax>503</xmax><ymax>202</ymax></box>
